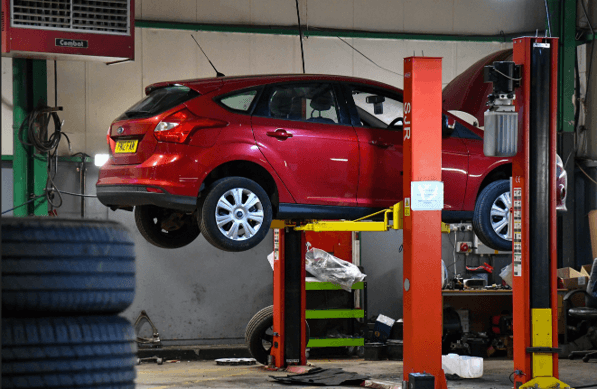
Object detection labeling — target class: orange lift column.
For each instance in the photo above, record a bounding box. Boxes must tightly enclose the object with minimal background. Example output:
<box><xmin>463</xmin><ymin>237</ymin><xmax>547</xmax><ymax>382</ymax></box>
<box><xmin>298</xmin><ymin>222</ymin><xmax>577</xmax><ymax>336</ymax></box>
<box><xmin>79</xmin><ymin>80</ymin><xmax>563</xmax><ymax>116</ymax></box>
<box><xmin>511</xmin><ymin>37</ymin><xmax>565</xmax><ymax>389</ymax></box>
<box><xmin>402</xmin><ymin>57</ymin><xmax>447</xmax><ymax>389</ymax></box>
<box><xmin>271</xmin><ymin>228</ymin><xmax>308</xmax><ymax>368</ymax></box>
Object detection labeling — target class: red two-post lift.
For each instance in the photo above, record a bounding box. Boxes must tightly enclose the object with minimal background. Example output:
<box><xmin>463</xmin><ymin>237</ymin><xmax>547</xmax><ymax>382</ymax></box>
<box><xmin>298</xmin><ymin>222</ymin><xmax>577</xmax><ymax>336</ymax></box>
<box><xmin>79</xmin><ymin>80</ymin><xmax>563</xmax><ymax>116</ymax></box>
<box><xmin>269</xmin><ymin>56</ymin><xmax>448</xmax><ymax>389</ymax></box>
<box><xmin>269</xmin><ymin>38</ymin><xmax>568</xmax><ymax>389</ymax></box>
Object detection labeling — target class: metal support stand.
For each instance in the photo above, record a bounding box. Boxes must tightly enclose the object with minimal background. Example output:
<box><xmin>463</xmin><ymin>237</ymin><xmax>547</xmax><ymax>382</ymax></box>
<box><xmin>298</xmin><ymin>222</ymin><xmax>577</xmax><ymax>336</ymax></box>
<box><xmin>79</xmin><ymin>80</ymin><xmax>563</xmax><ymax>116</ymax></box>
<box><xmin>271</xmin><ymin>228</ymin><xmax>307</xmax><ymax>368</ymax></box>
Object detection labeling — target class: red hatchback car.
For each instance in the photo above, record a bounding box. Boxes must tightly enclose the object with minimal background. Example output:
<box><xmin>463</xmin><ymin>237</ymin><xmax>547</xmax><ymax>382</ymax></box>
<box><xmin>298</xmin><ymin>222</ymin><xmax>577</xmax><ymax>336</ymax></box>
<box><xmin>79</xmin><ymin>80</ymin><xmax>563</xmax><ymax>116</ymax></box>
<box><xmin>96</xmin><ymin>74</ymin><xmax>513</xmax><ymax>252</ymax></box>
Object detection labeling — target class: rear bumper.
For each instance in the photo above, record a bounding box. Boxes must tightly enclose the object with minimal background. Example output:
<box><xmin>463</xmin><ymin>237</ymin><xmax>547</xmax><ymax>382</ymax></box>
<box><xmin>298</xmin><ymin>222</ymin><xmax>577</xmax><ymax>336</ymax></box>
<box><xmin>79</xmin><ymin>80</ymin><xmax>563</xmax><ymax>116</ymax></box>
<box><xmin>96</xmin><ymin>185</ymin><xmax>197</xmax><ymax>212</ymax></box>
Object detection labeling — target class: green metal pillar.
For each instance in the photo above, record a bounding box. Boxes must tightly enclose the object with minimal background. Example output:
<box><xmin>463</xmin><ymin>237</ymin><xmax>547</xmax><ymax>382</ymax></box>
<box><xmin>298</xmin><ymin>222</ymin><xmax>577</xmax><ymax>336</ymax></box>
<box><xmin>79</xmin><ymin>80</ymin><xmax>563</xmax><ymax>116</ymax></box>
<box><xmin>12</xmin><ymin>58</ymin><xmax>48</xmax><ymax>216</ymax></box>
<box><xmin>548</xmin><ymin>0</ymin><xmax>577</xmax><ymax>268</ymax></box>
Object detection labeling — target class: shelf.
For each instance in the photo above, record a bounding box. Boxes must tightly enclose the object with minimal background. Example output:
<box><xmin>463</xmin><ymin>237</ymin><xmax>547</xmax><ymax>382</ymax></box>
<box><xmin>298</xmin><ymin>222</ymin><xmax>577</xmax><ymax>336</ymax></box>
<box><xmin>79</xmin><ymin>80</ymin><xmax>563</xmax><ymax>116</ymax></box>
<box><xmin>306</xmin><ymin>281</ymin><xmax>365</xmax><ymax>290</ymax></box>
<box><xmin>442</xmin><ymin>289</ymin><xmax>512</xmax><ymax>296</ymax></box>
<box><xmin>307</xmin><ymin>338</ymin><xmax>365</xmax><ymax>348</ymax></box>
<box><xmin>306</xmin><ymin>309</ymin><xmax>364</xmax><ymax>319</ymax></box>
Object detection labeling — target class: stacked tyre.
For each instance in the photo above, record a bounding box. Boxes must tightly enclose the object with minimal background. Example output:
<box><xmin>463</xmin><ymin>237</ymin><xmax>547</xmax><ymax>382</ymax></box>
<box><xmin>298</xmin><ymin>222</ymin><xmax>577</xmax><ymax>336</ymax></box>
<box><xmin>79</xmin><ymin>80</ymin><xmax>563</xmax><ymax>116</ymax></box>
<box><xmin>2</xmin><ymin>218</ymin><xmax>137</xmax><ymax>389</ymax></box>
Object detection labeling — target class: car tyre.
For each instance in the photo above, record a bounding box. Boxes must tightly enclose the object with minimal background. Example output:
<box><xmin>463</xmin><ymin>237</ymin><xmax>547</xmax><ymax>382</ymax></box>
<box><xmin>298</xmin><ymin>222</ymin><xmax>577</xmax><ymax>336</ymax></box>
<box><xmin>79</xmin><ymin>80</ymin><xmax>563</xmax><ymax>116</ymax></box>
<box><xmin>472</xmin><ymin>179</ymin><xmax>512</xmax><ymax>252</ymax></box>
<box><xmin>200</xmin><ymin>177</ymin><xmax>273</xmax><ymax>252</ymax></box>
<box><xmin>245</xmin><ymin>305</ymin><xmax>310</xmax><ymax>365</ymax></box>
<box><xmin>2</xmin><ymin>316</ymin><xmax>136</xmax><ymax>388</ymax></box>
<box><xmin>1</xmin><ymin>218</ymin><xmax>135</xmax><ymax>314</ymax></box>
<box><xmin>135</xmin><ymin>205</ymin><xmax>200</xmax><ymax>249</ymax></box>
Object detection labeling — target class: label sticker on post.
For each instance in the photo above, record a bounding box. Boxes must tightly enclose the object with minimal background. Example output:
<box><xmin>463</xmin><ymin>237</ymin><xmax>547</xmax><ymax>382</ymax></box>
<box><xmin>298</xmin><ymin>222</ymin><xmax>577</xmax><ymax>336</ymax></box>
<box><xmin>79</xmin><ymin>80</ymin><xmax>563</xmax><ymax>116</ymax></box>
<box><xmin>410</xmin><ymin>181</ymin><xmax>444</xmax><ymax>211</ymax></box>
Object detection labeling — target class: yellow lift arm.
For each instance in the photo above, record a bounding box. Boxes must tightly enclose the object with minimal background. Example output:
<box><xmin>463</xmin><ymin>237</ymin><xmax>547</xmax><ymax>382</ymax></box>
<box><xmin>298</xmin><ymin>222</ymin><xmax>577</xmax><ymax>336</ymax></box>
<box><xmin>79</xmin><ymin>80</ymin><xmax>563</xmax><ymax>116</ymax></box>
<box><xmin>271</xmin><ymin>201</ymin><xmax>451</xmax><ymax>233</ymax></box>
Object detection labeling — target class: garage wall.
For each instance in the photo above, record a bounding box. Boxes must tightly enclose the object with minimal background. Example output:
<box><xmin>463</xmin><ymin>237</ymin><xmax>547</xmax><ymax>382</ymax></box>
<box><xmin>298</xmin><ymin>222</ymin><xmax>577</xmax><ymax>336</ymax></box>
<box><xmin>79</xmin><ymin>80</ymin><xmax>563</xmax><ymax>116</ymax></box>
<box><xmin>135</xmin><ymin>0</ymin><xmax>545</xmax><ymax>36</ymax></box>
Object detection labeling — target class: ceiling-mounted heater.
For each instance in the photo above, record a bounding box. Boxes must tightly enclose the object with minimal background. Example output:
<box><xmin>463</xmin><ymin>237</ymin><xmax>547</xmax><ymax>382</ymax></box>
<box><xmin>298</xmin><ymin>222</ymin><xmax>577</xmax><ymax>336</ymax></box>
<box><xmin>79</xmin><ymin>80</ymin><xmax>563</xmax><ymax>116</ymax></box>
<box><xmin>1</xmin><ymin>0</ymin><xmax>134</xmax><ymax>62</ymax></box>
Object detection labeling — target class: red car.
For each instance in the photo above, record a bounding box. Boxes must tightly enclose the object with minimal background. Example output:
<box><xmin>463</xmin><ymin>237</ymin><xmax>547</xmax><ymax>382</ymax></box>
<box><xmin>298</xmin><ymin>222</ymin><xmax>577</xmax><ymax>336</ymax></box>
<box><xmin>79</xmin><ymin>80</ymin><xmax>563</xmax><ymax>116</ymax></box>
<box><xmin>96</xmin><ymin>74</ymin><xmax>513</xmax><ymax>252</ymax></box>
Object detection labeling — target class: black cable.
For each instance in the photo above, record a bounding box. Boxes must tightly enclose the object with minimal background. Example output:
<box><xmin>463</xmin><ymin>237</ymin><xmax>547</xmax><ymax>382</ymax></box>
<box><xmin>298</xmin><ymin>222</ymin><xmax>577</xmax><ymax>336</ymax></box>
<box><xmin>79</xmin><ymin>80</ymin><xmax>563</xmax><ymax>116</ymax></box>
<box><xmin>1</xmin><ymin>195</ymin><xmax>45</xmax><ymax>215</ymax></box>
<box><xmin>334</xmin><ymin>34</ymin><xmax>403</xmax><ymax>77</ymax></box>
<box><xmin>574</xmin><ymin>384</ymin><xmax>597</xmax><ymax>389</ymax></box>
<box><xmin>543</xmin><ymin>0</ymin><xmax>552</xmax><ymax>37</ymax></box>
<box><xmin>58</xmin><ymin>190</ymin><xmax>97</xmax><ymax>198</ymax></box>
<box><xmin>295</xmin><ymin>0</ymin><xmax>306</xmax><ymax>74</ymax></box>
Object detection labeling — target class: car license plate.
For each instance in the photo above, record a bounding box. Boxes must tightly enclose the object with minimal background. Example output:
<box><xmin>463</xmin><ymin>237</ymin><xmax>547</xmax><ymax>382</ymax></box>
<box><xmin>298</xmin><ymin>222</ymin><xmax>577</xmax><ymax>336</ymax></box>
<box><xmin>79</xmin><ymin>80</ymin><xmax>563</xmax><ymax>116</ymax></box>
<box><xmin>115</xmin><ymin>139</ymin><xmax>138</xmax><ymax>153</ymax></box>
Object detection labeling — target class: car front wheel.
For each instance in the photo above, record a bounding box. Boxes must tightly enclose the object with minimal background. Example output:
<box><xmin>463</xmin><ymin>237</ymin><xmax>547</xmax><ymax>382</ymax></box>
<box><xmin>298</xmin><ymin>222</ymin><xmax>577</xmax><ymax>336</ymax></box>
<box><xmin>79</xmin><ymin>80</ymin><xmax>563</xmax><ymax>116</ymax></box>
<box><xmin>472</xmin><ymin>179</ymin><xmax>512</xmax><ymax>252</ymax></box>
<box><xmin>135</xmin><ymin>205</ymin><xmax>201</xmax><ymax>249</ymax></box>
<box><xmin>200</xmin><ymin>177</ymin><xmax>273</xmax><ymax>252</ymax></box>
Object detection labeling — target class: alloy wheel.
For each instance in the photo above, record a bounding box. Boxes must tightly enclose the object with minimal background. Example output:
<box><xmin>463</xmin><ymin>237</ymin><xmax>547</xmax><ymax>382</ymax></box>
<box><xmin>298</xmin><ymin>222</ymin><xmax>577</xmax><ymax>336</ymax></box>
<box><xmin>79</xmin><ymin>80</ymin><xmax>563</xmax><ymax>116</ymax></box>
<box><xmin>490</xmin><ymin>191</ymin><xmax>512</xmax><ymax>241</ymax></box>
<box><xmin>215</xmin><ymin>188</ymin><xmax>265</xmax><ymax>241</ymax></box>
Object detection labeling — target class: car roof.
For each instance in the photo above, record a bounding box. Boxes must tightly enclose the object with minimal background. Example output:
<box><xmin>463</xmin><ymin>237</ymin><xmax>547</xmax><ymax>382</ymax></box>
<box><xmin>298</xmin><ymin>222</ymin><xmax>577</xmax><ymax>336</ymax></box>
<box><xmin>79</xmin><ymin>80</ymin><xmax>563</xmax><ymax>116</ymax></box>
<box><xmin>145</xmin><ymin>74</ymin><xmax>404</xmax><ymax>95</ymax></box>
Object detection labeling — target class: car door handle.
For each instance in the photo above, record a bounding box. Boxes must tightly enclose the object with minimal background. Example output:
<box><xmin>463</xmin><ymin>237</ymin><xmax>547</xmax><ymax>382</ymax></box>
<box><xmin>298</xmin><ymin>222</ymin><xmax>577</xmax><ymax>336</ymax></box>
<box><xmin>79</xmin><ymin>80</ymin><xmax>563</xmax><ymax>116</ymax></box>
<box><xmin>369</xmin><ymin>140</ymin><xmax>392</xmax><ymax>148</ymax></box>
<box><xmin>266</xmin><ymin>129</ymin><xmax>293</xmax><ymax>140</ymax></box>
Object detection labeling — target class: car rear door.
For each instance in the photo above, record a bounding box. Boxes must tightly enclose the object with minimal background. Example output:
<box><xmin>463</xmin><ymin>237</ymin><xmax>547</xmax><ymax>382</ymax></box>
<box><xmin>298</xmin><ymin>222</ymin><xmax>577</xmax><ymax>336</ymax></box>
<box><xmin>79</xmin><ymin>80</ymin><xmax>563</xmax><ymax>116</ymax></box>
<box><xmin>251</xmin><ymin>82</ymin><xmax>359</xmax><ymax>206</ymax></box>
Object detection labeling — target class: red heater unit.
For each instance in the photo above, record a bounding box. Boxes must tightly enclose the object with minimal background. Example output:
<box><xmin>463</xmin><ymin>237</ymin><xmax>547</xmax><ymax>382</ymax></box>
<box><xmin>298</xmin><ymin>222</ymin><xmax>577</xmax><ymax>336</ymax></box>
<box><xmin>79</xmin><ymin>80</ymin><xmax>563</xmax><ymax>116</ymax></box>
<box><xmin>2</xmin><ymin>0</ymin><xmax>134</xmax><ymax>62</ymax></box>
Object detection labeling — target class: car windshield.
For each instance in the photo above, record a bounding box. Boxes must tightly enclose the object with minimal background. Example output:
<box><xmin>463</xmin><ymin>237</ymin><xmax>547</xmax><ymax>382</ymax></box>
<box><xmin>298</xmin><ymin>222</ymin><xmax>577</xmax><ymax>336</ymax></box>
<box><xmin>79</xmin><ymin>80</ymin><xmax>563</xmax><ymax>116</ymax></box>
<box><xmin>117</xmin><ymin>86</ymin><xmax>199</xmax><ymax>120</ymax></box>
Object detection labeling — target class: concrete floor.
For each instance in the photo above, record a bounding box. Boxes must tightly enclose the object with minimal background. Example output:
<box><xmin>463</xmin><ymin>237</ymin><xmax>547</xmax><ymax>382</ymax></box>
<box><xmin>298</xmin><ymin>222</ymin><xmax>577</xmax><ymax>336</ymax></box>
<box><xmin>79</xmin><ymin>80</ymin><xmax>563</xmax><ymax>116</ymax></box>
<box><xmin>136</xmin><ymin>358</ymin><xmax>597</xmax><ymax>389</ymax></box>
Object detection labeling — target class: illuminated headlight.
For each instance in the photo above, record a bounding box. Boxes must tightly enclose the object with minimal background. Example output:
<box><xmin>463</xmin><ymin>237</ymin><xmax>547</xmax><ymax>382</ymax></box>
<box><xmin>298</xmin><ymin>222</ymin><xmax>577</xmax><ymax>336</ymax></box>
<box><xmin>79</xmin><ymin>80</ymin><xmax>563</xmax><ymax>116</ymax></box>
<box><xmin>155</xmin><ymin>122</ymin><xmax>180</xmax><ymax>132</ymax></box>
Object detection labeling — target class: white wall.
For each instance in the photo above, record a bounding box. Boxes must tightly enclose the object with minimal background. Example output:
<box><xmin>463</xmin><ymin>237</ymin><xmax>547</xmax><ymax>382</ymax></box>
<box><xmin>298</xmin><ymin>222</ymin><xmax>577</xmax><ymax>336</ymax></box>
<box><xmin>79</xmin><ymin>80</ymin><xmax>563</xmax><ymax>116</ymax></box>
<box><xmin>135</xmin><ymin>0</ymin><xmax>546</xmax><ymax>36</ymax></box>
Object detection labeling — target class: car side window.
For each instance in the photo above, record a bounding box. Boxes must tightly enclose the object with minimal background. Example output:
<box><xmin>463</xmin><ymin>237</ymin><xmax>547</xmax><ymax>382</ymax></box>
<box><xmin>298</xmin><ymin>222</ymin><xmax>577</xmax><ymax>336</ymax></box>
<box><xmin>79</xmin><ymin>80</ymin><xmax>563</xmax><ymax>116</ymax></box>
<box><xmin>218</xmin><ymin>89</ymin><xmax>258</xmax><ymax>112</ymax></box>
<box><xmin>350</xmin><ymin>86</ymin><xmax>403</xmax><ymax>130</ymax></box>
<box><xmin>258</xmin><ymin>83</ymin><xmax>340</xmax><ymax>124</ymax></box>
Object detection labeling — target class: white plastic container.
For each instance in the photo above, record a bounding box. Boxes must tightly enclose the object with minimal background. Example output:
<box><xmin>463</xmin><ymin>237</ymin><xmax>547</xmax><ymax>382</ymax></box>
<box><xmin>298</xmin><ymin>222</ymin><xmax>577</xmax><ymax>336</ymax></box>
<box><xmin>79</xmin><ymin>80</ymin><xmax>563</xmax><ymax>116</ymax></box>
<box><xmin>442</xmin><ymin>353</ymin><xmax>484</xmax><ymax>378</ymax></box>
<box><xmin>500</xmin><ymin>263</ymin><xmax>513</xmax><ymax>287</ymax></box>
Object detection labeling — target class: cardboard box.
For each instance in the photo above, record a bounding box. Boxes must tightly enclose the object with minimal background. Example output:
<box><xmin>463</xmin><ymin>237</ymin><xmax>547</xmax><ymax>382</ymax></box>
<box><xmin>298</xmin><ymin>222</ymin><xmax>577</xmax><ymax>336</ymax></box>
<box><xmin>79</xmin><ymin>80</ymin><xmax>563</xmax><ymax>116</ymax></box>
<box><xmin>557</xmin><ymin>267</ymin><xmax>589</xmax><ymax>290</ymax></box>
<box><xmin>580</xmin><ymin>264</ymin><xmax>594</xmax><ymax>277</ymax></box>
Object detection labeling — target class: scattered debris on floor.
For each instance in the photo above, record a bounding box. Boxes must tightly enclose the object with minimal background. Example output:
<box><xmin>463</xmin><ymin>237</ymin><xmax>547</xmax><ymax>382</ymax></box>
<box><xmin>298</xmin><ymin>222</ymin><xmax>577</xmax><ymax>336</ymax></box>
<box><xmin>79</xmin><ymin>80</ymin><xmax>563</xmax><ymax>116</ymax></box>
<box><xmin>361</xmin><ymin>379</ymin><xmax>402</xmax><ymax>389</ymax></box>
<box><xmin>137</xmin><ymin>356</ymin><xmax>163</xmax><ymax>365</ymax></box>
<box><xmin>270</xmin><ymin>367</ymin><xmax>370</xmax><ymax>386</ymax></box>
<box><xmin>215</xmin><ymin>358</ymin><xmax>257</xmax><ymax>365</ymax></box>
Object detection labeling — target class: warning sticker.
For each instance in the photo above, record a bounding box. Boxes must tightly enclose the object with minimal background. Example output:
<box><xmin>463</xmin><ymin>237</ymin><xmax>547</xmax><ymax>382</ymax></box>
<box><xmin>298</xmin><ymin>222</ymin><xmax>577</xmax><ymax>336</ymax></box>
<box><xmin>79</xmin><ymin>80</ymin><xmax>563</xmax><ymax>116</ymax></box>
<box><xmin>273</xmin><ymin>229</ymin><xmax>280</xmax><ymax>261</ymax></box>
<box><xmin>404</xmin><ymin>197</ymin><xmax>411</xmax><ymax>217</ymax></box>
<box><xmin>513</xmin><ymin>187</ymin><xmax>523</xmax><ymax>276</ymax></box>
<box><xmin>410</xmin><ymin>181</ymin><xmax>444</xmax><ymax>211</ymax></box>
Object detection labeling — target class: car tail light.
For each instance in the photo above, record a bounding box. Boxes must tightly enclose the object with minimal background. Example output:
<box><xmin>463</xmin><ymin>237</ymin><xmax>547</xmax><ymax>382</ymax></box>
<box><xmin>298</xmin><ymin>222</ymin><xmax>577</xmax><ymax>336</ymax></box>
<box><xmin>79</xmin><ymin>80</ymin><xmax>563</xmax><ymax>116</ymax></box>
<box><xmin>154</xmin><ymin>108</ymin><xmax>227</xmax><ymax>143</ymax></box>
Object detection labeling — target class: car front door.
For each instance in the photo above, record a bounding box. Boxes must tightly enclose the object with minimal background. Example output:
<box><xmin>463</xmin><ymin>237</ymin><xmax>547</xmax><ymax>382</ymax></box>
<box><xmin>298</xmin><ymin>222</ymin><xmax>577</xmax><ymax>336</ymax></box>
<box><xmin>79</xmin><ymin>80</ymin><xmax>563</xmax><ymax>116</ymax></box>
<box><xmin>251</xmin><ymin>82</ymin><xmax>359</xmax><ymax>207</ymax></box>
<box><xmin>344</xmin><ymin>84</ymin><xmax>404</xmax><ymax>209</ymax></box>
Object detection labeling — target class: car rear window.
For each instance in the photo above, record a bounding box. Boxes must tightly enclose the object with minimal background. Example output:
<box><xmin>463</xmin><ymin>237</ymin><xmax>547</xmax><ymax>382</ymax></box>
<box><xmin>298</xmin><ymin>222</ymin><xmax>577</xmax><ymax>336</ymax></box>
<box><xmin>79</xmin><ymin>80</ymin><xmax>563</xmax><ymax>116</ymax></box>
<box><xmin>219</xmin><ymin>90</ymin><xmax>258</xmax><ymax>112</ymax></box>
<box><xmin>117</xmin><ymin>86</ymin><xmax>199</xmax><ymax>120</ymax></box>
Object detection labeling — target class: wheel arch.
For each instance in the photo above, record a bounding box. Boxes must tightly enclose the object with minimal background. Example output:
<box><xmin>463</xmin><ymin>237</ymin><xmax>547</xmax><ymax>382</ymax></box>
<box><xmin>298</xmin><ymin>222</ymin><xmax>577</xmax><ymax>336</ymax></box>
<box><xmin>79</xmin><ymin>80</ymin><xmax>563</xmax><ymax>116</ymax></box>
<box><xmin>200</xmin><ymin>160</ymin><xmax>280</xmax><ymax>216</ymax></box>
<box><xmin>476</xmin><ymin>163</ymin><xmax>512</xmax><ymax>199</ymax></box>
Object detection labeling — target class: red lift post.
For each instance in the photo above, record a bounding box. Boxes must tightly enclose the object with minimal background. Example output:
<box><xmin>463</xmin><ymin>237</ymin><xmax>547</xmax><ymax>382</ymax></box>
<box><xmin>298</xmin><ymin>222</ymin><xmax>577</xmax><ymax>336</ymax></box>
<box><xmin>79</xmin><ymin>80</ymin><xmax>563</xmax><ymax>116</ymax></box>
<box><xmin>402</xmin><ymin>57</ymin><xmax>447</xmax><ymax>389</ymax></box>
<box><xmin>510</xmin><ymin>37</ymin><xmax>566</xmax><ymax>388</ymax></box>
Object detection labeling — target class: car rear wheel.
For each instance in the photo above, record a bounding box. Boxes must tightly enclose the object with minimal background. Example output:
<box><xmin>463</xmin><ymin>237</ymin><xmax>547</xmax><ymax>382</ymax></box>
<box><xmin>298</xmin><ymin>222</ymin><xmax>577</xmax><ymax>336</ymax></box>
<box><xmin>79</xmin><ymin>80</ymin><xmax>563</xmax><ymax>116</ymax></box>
<box><xmin>472</xmin><ymin>179</ymin><xmax>512</xmax><ymax>252</ymax></box>
<box><xmin>200</xmin><ymin>177</ymin><xmax>273</xmax><ymax>252</ymax></box>
<box><xmin>135</xmin><ymin>205</ymin><xmax>200</xmax><ymax>249</ymax></box>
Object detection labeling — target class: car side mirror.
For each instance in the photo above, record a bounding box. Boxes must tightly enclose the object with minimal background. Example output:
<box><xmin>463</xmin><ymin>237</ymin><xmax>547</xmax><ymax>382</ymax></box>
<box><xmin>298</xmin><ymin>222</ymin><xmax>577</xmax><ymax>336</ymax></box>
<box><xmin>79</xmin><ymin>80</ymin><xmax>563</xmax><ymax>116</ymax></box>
<box><xmin>443</xmin><ymin>116</ymin><xmax>456</xmax><ymax>137</ymax></box>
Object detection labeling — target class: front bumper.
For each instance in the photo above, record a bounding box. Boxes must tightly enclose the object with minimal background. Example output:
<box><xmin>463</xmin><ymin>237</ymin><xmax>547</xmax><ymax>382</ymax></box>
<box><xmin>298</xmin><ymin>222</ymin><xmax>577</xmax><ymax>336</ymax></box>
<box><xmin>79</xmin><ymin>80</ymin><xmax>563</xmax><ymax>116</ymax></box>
<box><xmin>96</xmin><ymin>185</ymin><xmax>197</xmax><ymax>212</ymax></box>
